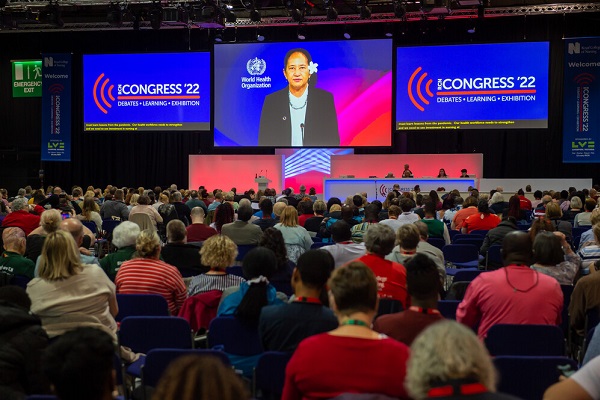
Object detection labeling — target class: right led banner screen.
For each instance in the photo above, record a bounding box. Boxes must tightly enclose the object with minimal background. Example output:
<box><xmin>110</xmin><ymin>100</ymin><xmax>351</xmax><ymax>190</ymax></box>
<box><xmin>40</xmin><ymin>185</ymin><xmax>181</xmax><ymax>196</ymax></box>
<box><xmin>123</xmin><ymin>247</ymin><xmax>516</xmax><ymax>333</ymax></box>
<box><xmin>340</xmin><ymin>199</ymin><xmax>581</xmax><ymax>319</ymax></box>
<box><xmin>396</xmin><ymin>42</ymin><xmax>549</xmax><ymax>130</ymax></box>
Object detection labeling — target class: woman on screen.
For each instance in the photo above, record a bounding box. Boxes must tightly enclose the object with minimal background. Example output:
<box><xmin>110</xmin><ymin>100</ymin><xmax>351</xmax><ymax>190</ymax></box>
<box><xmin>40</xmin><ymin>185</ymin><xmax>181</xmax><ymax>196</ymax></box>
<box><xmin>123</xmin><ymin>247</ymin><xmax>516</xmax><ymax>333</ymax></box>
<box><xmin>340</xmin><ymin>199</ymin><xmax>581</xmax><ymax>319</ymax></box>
<box><xmin>258</xmin><ymin>48</ymin><xmax>339</xmax><ymax>147</ymax></box>
<box><xmin>437</xmin><ymin>168</ymin><xmax>448</xmax><ymax>178</ymax></box>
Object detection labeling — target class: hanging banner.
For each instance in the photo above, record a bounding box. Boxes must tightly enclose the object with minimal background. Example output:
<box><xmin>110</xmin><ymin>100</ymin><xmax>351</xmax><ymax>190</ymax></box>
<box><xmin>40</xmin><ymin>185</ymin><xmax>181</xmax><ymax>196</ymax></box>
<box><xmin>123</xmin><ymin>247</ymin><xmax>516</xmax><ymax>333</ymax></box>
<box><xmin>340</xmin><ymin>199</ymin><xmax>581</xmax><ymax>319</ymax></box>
<box><xmin>563</xmin><ymin>38</ymin><xmax>600</xmax><ymax>163</ymax></box>
<box><xmin>41</xmin><ymin>53</ymin><xmax>71</xmax><ymax>161</ymax></box>
<box><xmin>12</xmin><ymin>60</ymin><xmax>42</xmax><ymax>97</ymax></box>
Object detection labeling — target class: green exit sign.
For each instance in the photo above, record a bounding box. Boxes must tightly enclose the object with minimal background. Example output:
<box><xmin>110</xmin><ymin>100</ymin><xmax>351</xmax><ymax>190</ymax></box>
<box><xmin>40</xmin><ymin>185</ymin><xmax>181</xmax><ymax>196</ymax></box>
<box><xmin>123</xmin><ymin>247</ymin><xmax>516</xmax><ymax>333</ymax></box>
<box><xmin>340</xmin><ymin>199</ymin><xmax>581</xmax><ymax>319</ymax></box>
<box><xmin>12</xmin><ymin>60</ymin><xmax>42</xmax><ymax>97</ymax></box>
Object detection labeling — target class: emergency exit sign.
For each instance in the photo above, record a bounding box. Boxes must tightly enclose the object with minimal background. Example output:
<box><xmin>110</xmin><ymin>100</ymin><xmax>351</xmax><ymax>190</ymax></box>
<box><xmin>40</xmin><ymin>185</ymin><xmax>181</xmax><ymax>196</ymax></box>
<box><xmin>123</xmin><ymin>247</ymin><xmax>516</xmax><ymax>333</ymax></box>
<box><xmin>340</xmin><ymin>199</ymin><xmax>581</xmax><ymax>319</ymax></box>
<box><xmin>12</xmin><ymin>60</ymin><xmax>42</xmax><ymax>97</ymax></box>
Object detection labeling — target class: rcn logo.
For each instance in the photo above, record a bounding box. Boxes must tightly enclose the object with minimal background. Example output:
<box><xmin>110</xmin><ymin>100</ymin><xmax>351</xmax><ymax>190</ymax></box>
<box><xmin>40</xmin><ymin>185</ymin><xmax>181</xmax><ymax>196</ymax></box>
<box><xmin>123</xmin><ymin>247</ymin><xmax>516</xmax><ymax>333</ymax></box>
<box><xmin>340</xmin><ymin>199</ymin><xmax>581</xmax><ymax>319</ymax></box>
<box><xmin>379</xmin><ymin>185</ymin><xmax>391</xmax><ymax>197</ymax></box>
<box><xmin>574</xmin><ymin>72</ymin><xmax>595</xmax><ymax>85</ymax></box>
<box><xmin>568</xmin><ymin>42</ymin><xmax>581</xmax><ymax>55</ymax></box>
<box><xmin>48</xmin><ymin>83</ymin><xmax>64</xmax><ymax>94</ymax></box>
<box><xmin>408</xmin><ymin>67</ymin><xmax>434</xmax><ymax>112</ymax></box>
<box><xmin>93</xmin><ymin>73</ymin><xmax>115</xmax><ymax>114</ymax></box>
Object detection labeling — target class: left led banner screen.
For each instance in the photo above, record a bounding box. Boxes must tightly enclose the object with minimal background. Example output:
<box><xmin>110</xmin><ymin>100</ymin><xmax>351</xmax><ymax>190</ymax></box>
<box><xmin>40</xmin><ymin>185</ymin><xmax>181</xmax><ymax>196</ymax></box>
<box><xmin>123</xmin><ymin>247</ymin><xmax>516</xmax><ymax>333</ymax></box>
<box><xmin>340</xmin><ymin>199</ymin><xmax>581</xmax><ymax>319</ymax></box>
<box><xmin>83</xmin><ymin>52</ymin><xmax>211</xmax><ymax>131</ymax></box>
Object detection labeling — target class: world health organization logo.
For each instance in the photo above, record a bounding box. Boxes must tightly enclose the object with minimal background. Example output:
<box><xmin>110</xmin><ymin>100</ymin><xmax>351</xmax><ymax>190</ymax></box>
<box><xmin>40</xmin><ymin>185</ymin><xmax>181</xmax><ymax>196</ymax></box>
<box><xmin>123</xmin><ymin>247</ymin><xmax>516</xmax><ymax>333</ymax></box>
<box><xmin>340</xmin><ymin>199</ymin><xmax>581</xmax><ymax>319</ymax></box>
<box><xmin>247</xmin><ymin>57</ymin><xmax>267</xmax><ymax>76</ymax></box>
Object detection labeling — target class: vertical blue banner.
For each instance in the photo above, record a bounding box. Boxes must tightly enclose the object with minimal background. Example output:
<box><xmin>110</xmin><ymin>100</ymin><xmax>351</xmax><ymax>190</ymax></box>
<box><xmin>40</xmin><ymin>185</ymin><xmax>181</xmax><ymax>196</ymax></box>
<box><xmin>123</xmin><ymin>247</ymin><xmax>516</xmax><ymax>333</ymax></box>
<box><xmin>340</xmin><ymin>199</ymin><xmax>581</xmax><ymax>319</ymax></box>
<box><xmin>563</xmin><ymin>38</ymin><xmax>600</xmax><ymax>163</ymax></box>
<box><xmin>41</xmin><ymin>53</ymin><xmax>71</xmax><ymax>161</ymax></box>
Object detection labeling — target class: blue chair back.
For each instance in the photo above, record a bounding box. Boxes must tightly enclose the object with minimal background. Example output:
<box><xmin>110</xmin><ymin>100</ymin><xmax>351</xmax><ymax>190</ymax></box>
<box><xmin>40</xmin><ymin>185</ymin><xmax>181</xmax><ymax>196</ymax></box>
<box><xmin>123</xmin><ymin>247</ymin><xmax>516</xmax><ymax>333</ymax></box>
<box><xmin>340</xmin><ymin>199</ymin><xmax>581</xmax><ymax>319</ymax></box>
<box><xmin>452</xmin><ymin>269</ymin><xmax>484</xmax><ymax>282</ymax></box>
<box><xmin>116</xmin><ymin>294</ymin><xmax>170</xmax><ymax>322</ymax></box>
<box><xmin>102</xmin><ymin>219</ymin><xmax>121</xmax><ymax>235</ymax></box>
<box><xmin>310</xmin><ymin>242</ymin><xmax>330</xmax><ymax>249</ymax></box>
<box><xmin>454</xmin><ymin>237</ymin><xmax>484</xmax><ymax>249</ymax></box>
<box><xmin>311</xmin><ymin>236</ymin><xmax>322</xmax><ymax>243</ymax></box>
<box><xmin>427</xmin><ymin>237</ymin><xmax>445</xmax><ymax>251</ymax></box>
<box><xmin>485</xmin><ymin>324</ymin><xmax>565</xmax><ymax>356</ymax></box>
<box><xmin>226</xmin><ymin>266</ymin><xmax>244</xmax><ymax>278</ymax></box>
<box><xmin>448</xmin><ymin>229</ymin><xmax>460</xmax><ymax>242</ymax></box>
<box><xmin>586</xmin><ymin>307</ymin><xmax>600</xmax><ymax>333</ymax></box>
<box><xmin>486</xmin><ymin>245</ymin><xmax>503</xmax><ymax>268</ymax></box>
<box><xmin>494</xmin><ymin>356</ymin><xmax>577</xmax><ymax>400</ymax></box>
<box><xmin>452</xmin><ymin>234</ymin><xmax>471</xmax><ymax>243</ymax></box>
<box><xmin>442</xmin><ymin>244</ymin><xmax>479</xmax><ymax>263</ymax></box>
<box><xmin>119</xmin><ymin>316</ymin><xmax>193</xmax><ymax>354</ymax></box>
<box><xmin>573</xmin><ymin>227</ymin><xmax>590</xmax><ymax>238</ymax></box>
<box><xmin>208</xmin><ymin>317</ymin><xmax>262</xmax><ymax>356</ymax></box>
<box><xmin>560</xmin><ymin>285</ymin><xmax>574</xmax><ymax>335</ymax></box>
<box><xmin>81</xmin><ymin>220</ymin><xmax>97</xmax><ymax>234</ymax></box>
<box><xmin>469</xmin><ymin>230</ymin><xmax>489</xmax><ymax>236</ymax></box>
<box><xmin>253</xmin><ymin>351</ymin><xmax>293</xmax><ymax>399</ymax></box>
<box><xmin>236</xmin><ymin>244</ymin><xmax>258</xmax><ymax>261</ymax></box>
<box><xmin>142</xmin><ymin>348</ymin><xmax>231</xmax><ymax>388</ymax></box>
<box><xmin>438</xmin><ymin>300</ymin><xmax>460</xmax><ymax>320</ymax></box>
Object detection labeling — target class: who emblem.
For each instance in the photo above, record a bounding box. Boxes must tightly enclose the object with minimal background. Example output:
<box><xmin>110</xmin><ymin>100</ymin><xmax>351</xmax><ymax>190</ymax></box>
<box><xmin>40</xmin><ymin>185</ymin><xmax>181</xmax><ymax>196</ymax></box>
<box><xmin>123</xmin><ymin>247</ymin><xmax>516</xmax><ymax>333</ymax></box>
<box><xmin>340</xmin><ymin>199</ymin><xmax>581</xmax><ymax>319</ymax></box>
<box><xmin>247</xmin><ymin>57</ymin><xmax>267</xmax><ymax>76</ymax></box>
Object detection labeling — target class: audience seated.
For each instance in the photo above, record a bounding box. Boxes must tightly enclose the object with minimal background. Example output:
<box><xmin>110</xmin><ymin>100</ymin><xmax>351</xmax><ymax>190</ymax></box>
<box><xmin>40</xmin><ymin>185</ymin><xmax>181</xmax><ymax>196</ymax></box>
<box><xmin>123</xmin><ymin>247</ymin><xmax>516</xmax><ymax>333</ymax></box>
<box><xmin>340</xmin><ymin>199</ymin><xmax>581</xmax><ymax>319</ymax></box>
<box><xmin>2</xmin><ymin>198</ymin><xmax>41</xmax><ymax>236</ymax></box>
<box><xmin>517</xmin><ymin>188</ymin><xmax>532</xmax><ymax>211</ymax></box>
<box><xmin>99</xmin><ymin>221</ymin><xmax>140</xmax><ymax>281</ymax></box>
<box><xmin>356</xmin><ymin>223</ymin><xmax>408</xmax><ymax>307</ymax></box>
<box><xmin>569</xmin><ymin>259</ymin><xmax>600</xmax><ymax>338</ymax></box>
<box><xmin>274</xmin><ymin>206</ymin><xmax>312</xmax><ymax>263</ymax></box>
<box><xmin>0</xmin><ymin>285</ymin><xmax>50</xmax><ymax>396</ymax></box>
<box><xmin>42</xmin><ymin>327</ymin><xmax>117</xmax><ymax>400</ymax></box>
<box><xmin>421</xmin><ymin>201</ymin><xmax>451</xmax><ymax>244</ymax></box>
<box><xmin>0</xmin><ymin>227</ymin><xmax>35</xmax><ymax>279</ymax></box>
<box><xmin>462</xmin><ymin>199</ymin><xmax>501</xmax><ymax>234</ymax></box>
<box><xmin>27</xmin><ymin>230</ymin><xmax>118</xmax><ymax>339</ymax></box>
<box><xmin>258</xmin><ymin>227</ymin><xmax>294</xmax><ymax>291</ymax></box>
<box><xmin>531</xmin><ymin>231</ymin><xmax>580</xmax><ymax>285</ymax></box>
<box><xmin>451</xmin><ymin>195</ymin><xmax>478</xmax><ymax>231</ymax></box>
<box><xmin>321</xmin><ymin>221</ymin><xmax>367</xmax><ymax>269</ymax></box>
<box><xmin>25</xmin><ymin>209</ymin><xmax>61</xmax><ymax>263</ymax></box>
<box><xmin>282</xmin><ymin>262</ymin><xmax>410</xmax><ymax>400</ymax></box>
<box><xmin>185</xmin><ymin>190</ymin><xmax>208</xmax><ymax>213</ymax></box>
<box><xmin>162</xmin><ymin>220</ymin><xmax>209</xmax><ymax>276</ymax></box>
<box><xmin>260</xmin><ymin>250</ymin><xmax>337</xmax><ymax>352</ymax></box>
<box><xmin>379</xmin><ymin>205</ymin><xmax>403</xmax><ymax>232</ymax></box>
<box><xmin>406</xmin><ymin>320</ymin><xmax>519</xmax><ymax>400</ymax></box>
<box><xmin>574</xmin><ymin>198</ymin><xmax>597</xmax><ymax>228</ymax></box>
<box><xmin>75</xmin><ymin>196</ymin><xmax>103</xmax><ymax>232</ymax></box>
<box><xmin>253</xmin><ymin>198</ymin><xmax>278</xmax><ymax>232</ymax></box>
<box><xmin>297</xmin><ymin>200</ymin><xmax>314</xmax><ymax>227</ymax></box>
<box><xmin>479</xmin><ymin>216</ymin><xmax>518</xmax><ymax>257</ymax></box>
<box><xmin>489</xmin><ymin>192</ymin><xmax>508</xmax><ymax>216</ymax></box>
<box><xmin>577</xmin><ymin>208</ymin><xmax>600</xmax><ymax>250</ymax></box>
<box><xmin>303</xmin><ymin>200</ymin><xmax>326</xmax><ymax>234</ymax></box>
<box><xmin>221</xmin><ymin>203</ymin><xmax>263</xmax><ymax>245</ymax></box>
<box><xmin>457</xmin><ymin>231</ymin><xmax>563</xmax><ymax>339</ymax></box>
<box><xmin>544</xmin><ymin>354</ymin><xmax>600</xmax><ymax>400</ymax></box>
<box><xmin>211</xmin><ymin>202</ymin><xmax>235</xmax><ymax>233</ymax></box>
<box><xmin>350</xmin><ymin>203</ymin><xmax>380</xmax><ymax>243</ymax></box>
<box><xmin>186</xmin><ymin>206</ymin><xmax>217</xmax><ymax>242</ymax></box>
<box><xmin>57</xmin><ymin>218</ymin><xmax>98</xmax><ymax>267</ymax></box>
<box><xmin>100</xmin><ymin>189</ymin><xmax>129</xmax><ymax>221</ymax></box>
<box><xmin>152</xmin><ymin>355</ymin><xmax>249</xmax><ymax>400</ymax></box>
<box><xmin>564</xmin><ymin>195</ymin><xmax>583</xmax><ymax>221</ymax></box>
<box><xmin>170</xmin><ymin>191</ymin><xmax>192</xmax><ymax>226</ymax></box>
<box><xmin>116</xmin><ymin>229</ymin><xmax>187</xmax><ymax>315</ymax></box>
<box><xmin>187</xmin><ymin>235</ymin><xmax>245</xmax><ymax>297</ymax></box>
<box><xmin>374</xmin><ymin>254</ymin><xmax>444</xmax><ymax>346</ymax></box>
<box><xmin>129</xmin><ymin>194</ymin><xmax>163</xmax><ymax>228</ymax></box>
<box><xmin>546</xmin><ymin>202</ymin><xmax>573</xmax><ymax>243</ymax></box>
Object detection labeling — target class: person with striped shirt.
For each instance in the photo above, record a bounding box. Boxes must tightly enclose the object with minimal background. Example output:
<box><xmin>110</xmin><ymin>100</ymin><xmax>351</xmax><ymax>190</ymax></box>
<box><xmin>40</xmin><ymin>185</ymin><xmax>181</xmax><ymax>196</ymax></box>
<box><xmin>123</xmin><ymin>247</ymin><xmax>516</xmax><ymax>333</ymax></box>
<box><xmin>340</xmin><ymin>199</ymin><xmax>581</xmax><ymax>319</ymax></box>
<box><xmin>187</xmin><ymin>235</ymin><xmax>245</xmax><ymax>297</ymax></box>
<box><xmin>115</xmin><ymin>229</ymin><xmax>187</xmax><ymax>315</ymax></box>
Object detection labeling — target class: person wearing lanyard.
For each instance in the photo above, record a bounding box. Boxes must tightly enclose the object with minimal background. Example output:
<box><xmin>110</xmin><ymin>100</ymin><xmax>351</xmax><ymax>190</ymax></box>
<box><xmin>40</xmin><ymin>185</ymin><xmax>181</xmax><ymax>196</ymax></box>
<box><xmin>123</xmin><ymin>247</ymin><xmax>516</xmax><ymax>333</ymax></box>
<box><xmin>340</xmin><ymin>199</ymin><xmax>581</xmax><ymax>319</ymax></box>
<box><xmin>374</xmin><ymin>253</ymin><xmax>444</xmax><ymax>346</ymax></box>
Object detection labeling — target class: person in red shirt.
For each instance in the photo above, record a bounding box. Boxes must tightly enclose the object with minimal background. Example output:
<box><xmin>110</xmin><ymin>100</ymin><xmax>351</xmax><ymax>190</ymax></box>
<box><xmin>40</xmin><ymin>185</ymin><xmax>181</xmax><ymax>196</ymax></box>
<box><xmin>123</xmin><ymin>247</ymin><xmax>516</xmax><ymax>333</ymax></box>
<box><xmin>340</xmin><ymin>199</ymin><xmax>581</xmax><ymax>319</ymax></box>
<box><xmin>297</xmin><ymin>200</ymin><xmax>313</xmax><ymax>227</ymax></box>
<box><xmin>186</xmin><ymin>207</ymin><xmax>217</xmax><ymax>242</ymax></box>
<box><xmin>355</xmin><ymin>223</ymin><xmax>408</xmax><ymax>308</ymax></box>
<box><xmin>282</xmin><ymin>262</ymin><xmax>410</xmax><ymax>400</ymax></box>
<box><xmin>517</xmin><ymin>188</ymin><xmax>532</xmax><ymax>211</ymax></box>
<box><xmin>457</xmin><ymin>231</ymin><xmax>563</xmax><ymax>339</ymax></box>
<box><xmin>2</xmin><ymin>198</ymin><xmax>41</xmax><ymax>236</ymax></box>
<box><xmin>462</xmin><ymin>200</ymin><xmax>501</xmax><ymax>234</ymax></box>
<box><xmin>451</xmin><ymin>196</ymin><xmax>479</xmax><ymax>231</ymax></box>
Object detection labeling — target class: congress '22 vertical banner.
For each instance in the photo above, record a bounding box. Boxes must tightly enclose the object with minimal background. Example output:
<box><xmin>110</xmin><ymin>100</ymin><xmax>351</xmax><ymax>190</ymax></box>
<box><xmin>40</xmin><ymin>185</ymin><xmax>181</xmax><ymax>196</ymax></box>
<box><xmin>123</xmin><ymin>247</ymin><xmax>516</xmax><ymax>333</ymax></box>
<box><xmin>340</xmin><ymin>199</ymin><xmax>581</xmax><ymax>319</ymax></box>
<box><xmin>563</xmin><ymin>38</ymin><xmax>600</xmax><ymax>163</ymax></box>
<box><xmin>41</xmin><ymin>53</ymin><xmax>71</xmax><ymax>161</ymax></box>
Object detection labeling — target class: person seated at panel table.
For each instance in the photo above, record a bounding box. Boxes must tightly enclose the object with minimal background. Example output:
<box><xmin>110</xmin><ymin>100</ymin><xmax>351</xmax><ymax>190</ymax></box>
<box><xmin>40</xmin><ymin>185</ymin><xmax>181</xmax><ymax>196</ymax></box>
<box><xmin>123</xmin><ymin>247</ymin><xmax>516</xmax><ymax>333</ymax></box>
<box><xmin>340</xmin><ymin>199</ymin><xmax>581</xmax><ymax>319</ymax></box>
<box><xmin>402</xmin><ymin>164</ymin><xmax>414</xmax><ymax>178</ymax></box>
<box><xmin>437</xmin><ymin>168</ymin><xmax>448</xmax><ymax>178</ymax></box>
<box><xmin>459</xmin><ymin>168</ymin><xmax>469</xmax><ymax>178</ymax></box>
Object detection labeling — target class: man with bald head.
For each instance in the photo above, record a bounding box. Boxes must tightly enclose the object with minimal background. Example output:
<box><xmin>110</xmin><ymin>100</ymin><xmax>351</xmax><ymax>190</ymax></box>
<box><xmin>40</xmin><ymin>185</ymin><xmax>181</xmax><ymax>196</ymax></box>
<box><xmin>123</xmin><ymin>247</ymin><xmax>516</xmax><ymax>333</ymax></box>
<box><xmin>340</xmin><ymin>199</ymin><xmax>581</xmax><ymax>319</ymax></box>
<box><xmin>59</xmin><ymin>218</ymin><xmax>99</xmax><ymax>266</ymax></box>
<box><xmin>0</xmin><ymin>227</ymin><xmax>35</xmax><ymax>278</ymax></box>
<box><xmin>457</xmin><ymin>231</ymin><xmax>563</xmax><ymax>339</ymax></box>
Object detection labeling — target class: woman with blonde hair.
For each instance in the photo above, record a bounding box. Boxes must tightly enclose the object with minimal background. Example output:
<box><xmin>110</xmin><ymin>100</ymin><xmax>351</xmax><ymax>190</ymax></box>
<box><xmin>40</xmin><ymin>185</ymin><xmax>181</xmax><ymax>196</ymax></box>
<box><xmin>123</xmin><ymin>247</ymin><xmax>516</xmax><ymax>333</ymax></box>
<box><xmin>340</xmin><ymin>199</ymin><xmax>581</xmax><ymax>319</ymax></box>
<box><xmin>26</xmin><ymin>209</ymin><xmax>63</xmax><ymax>262</ymax></box>
<box><xmin>274</xmin><ymin>206</ymin><xmax>312</xmax><ymax>263</ymax></box>
<box><xmin>546</xmin><ymin>202</ymin><xmax>573</xmax><ymax>242</ymax></box>
<box><xmin>116</xmin><ymin>230</ymin><xmax>187</xmax><ymax>315</ymax></box>
<box><xmin>187</xmin><ymin>235</ymin><xmax>245</xmax><ymax>297</ymax></box>
<box><xmin>26</xmin><ymin>230</ymin><xmax>118</xmax><ymax>339</ymax></box>
<box><xmin>406</xmin><ymin>320</ymin><xmax>518</xmax><ymax>399</ymax></box>
<box><xmin>76</xmin><ymin>196</ymin><xmax>102</xmax><ymax>232</ymax></box>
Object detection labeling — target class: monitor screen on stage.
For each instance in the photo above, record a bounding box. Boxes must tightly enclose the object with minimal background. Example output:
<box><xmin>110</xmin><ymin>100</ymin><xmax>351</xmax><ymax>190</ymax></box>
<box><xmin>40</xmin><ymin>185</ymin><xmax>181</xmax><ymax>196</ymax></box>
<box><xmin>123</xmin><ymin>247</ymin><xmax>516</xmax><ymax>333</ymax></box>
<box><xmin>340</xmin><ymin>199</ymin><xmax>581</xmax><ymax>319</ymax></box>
<box><xmin>396</xmin><ymin>42</ymin><xmax>549</xmax><ymax>130</ymax></box>
<box><xmin>83</xmin><ymin>52</ymin><xmax>210</xmax><ymax>131</ymax></box>
<box><xmin>214</xmin><ymin>39</ymin><xmax>392</xmax><ymax>147</ymax></box>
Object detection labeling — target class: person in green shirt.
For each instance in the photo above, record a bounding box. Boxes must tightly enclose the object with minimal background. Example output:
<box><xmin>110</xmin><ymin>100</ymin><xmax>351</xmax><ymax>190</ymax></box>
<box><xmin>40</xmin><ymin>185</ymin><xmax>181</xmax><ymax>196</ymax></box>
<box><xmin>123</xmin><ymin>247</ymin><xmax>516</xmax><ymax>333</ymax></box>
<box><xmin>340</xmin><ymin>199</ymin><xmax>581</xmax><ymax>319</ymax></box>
<box><xmin>99</xmin><ymin>221</ymin><xmax>140</xmax><ymax>281</ymax></box>
<box><xmin>0</xmin><ymin>227</ymin><xmax>35</xmax><ymax>279</ymax></box>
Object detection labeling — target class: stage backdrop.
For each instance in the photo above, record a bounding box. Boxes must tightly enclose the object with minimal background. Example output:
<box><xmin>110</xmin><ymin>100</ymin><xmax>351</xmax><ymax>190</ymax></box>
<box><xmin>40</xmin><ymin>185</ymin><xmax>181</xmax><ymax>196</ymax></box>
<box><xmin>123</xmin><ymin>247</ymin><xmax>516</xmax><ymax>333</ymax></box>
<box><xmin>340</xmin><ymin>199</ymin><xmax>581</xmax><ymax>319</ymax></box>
<box><xmin>330</xmin><ymin>154</ymin><xmax>483</xmax><ymax>179</ymax></box>
<box><xmin>563</xmin><ymin>37</ymin><xmax>600</xmax><ymax>163</ymax></box>
<box><xmin>189</xmin><ymin>155</ymin><xmax>284</xmax><ymax>193</ymax></box>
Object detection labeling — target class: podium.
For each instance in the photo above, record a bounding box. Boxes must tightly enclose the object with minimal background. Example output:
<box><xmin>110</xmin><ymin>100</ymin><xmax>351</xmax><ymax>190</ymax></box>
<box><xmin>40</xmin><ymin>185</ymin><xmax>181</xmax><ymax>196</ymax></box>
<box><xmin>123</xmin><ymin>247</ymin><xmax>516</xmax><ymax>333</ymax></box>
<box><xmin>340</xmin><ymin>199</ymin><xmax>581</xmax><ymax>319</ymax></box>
<box><xmin>255</xmin><ymin>177</ymin><xmax>271</xmax><ymax>191</ymax></box>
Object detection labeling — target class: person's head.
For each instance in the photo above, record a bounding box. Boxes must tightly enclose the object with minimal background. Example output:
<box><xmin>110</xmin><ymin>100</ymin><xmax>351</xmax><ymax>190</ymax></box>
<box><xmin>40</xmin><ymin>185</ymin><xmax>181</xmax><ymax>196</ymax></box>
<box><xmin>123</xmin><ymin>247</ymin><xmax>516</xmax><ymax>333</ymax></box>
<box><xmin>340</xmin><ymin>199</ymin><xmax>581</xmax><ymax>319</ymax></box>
<box><xmin>330</xmin><ymin>220</ymin><xmax>352</xmax><ymax>243</ymax></box>
<box><xmin>545</xmin><ymin>202</ymin><xmax>563</xmax><ymax>219</ymax></box>
<box><xmin>364</xmin><ymin>203</ymin><xmax>379</xmax><ymax>222</ymax></box>
<box><xmin>502</xmin><ymin>231</ymin><xmax>533</xmax><ymax>266</ymax></box>
<box><xmin>590</xmin><ymin>208</ymin><xmax>600</xmax><ymax>226</ymax></box>
<box><xmin>135</xmin><ymin>229</ymin><xmax>162</xmax><ymax>259</ymax></box>
<box><xmin>111</xmin><ymin>221</ymin><xmax>140</xmax><ymax>249</ymax></box>
<box><xmin>283</xmin><ymin>48</ymin><xmax>312</xmax><ymax>93</ymax></box>
<box><xmin>397</xmin><ymin>197</ymin><xmax>412</xmax><ymax>213</ymax></box>
<box><xmin>259</xmin><ymin>227</ymin><xmax>288</xmax><ymax>268</ymax></box>
<box><xmin>585</xmin><ymin>198</ymin><xmax>597</xmax><ymax>212</ymax></box>
<box><xmin>528</xmin><ymin>217</ymin><xmax>555</xmax><ymax>242</ymax></box>
<box><xmin>11</xmin><ymin>197</ymin><xmax>28</xmax><ymax>212</ymax></box>
<box><xmin>532</xmin><ymin>231</ymin><xmax>564</xmax><ymax>266</ymax></box>
<box><xmin>200</xmin><ymin>235</ymin><xmax>238</xmax><ymax>270</ymax></box>
<box><xmin>167</xmin><ymin>220</ymin><xmax>187</xmax><ymax>244</ymax></box>
<box><xmin>396</xmin><ymin>223</ymin><xmax>420</xmax><ymax>250</ymax></box>
<box><xmin>293</xmin><ymin>249</ymin><xmax>335</xmax><ymax>293</ymax></box>
<box><xmin>423</xmin><ymin>201</ymin><xmax>436</xmax><ymax>217</ymax></box>
<box><xmin>38</xmin><ymin>230</ymin><xmax>82</xmax><ymax>280</ymax></box>
<box><xmin>517</xmin><ymin>188</ymin><xmax>525</xmax><ymax>196</ymax></box>
<box><xmin>593</xmin><ymin>224</ymin><xmax>600</xmax><ymax>244</ymax></box>
<box><xmin>490</xmin><ymin>192</ymin><xmax>505</xmax><ymax>204</ymax></box>
<box><xmin>152</xmin><ymin>355</ymin><xmax>248</xmax><ymax>400</ymax></box>
<box><xmin>460</xmin><ymin>168</ymin><xmax>468</xmax><ymax>175</ymax></box>
<box><xmin>405</xmin><ymin>253</ymin><xmax>442</xmax><ymax>303</ymax></box>
<box><xmin>477</xmin><ymin>199</ymin><xmax>490</xmax><ymax>214</ymax></box>
<box><xmin>404</xmin><ymin>164</ymin><xmax>410</xmax><ymax>170</ymax></box>
<box><xmin>279</xmin><ymin>206</ymin><xmax>299</xmax><ymax>227</ymax></box>
<box><xmin>406</xmin><ymin>321</ymin><xmax>497</xmax><ymax>399</ymax></box>
<box><xmin>463</xmin><ymin>196</ymin><xmax>478</xmax><ymax>208</ymax></box>
<box><xmin>190</xmin><ymin>207</ymin><xmax>205</xmax><ymax>223</ymax></box>
<box><xmin>363</xmin><ymin>223</ymin><xmax>395</xmax><ymax>256</ymax></box>
<box><xmin>414</xmin><ymin>221</ymin><xmax>429</xmax><ymax>241</ymax></box>
<box><xmin>136</xmin><ymin>195</ymin><xmax>150</xmax><ymax>206</ymax></box>
<box><xmin>438</xmin><ymin>168</ymin><xmax>446</xmax><ymax>176</ymax></box>
<box><xmin>312</xmin><ymin>200</ymin><xmax>326</xmax><ymax>216</ymax></box>
<box><xmin>214</xmin><ymin>202</ymin><xmax>235</xmax><ymax>233</ymax></box>
<box><xmin>259</xmin><ymin>198</ymin><xmax>273</xmax><ymax>216</ymax></box>
<box><xmin>60</xmin><ymin>218</ymin><xmax>85</xmax><ymax>246</ymax></box>
<box><xmin>273</xmin><ymin>201</ymin><xmax>287</xmax><ymax>218</ymax></box>
<box><xmin>43</xmin><ymin>327</ymin><xmax>116</xmax><ymax>400</ymax></box>
<box><xmin>533</xmin><ymin>190</ymin><xmax>543</xmax><ymax>200</ymax></box>
<box><xmin>570</xmin><ymin>196</ymin><xmax>583</xmax><ymax>209</ymax></box>
<box><xmin>39</xmin><ymin>209</ymin><xmax>62</xmax><ymax>234</ymax></box>
<box><xmin>114</xmin><ymin>189</ymin><xmax>124</xmax><ymax>201</ymax></box>
<box><xmin>237</xmin><ymin>204</ymin><xmax>253</xmax><ymax>223</ymax></box>
<box><xmin>2</xmin><ymin>227</ymin><xmax>26</xmax><ymax>255</ymax></box>
<box><xmin>387</xmin><ymin>205</ymin><xmax>401</xmax><ymax>219</ymax></box>
<box><xmin>328</xmin><ymin>261</ymin><xmax>378</xmax><ymax>317</ymax></box>
<box><xmin>236</xmin><ymin>247</ymin><xmax>278</xmax><ymax>321</ymax></box>
<box><xmin>327</xmin><ymin>197</ymin><xmax>342</xmax><ymax>212</ymax></box>
<box><xmin>328</xmin><ymin>204</ymin><xmax>342</xmax><ymax>215</ymax></box>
